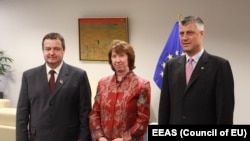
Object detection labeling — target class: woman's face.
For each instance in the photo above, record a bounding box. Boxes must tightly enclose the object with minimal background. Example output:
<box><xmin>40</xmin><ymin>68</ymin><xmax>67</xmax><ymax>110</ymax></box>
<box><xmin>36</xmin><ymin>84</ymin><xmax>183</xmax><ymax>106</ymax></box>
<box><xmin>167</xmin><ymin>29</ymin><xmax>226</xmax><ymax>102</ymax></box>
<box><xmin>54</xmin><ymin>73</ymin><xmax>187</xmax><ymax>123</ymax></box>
<box><xmin>111</xmin><ymin>50</ymin><xmax>129</xmax><ymax>73</ymax></box>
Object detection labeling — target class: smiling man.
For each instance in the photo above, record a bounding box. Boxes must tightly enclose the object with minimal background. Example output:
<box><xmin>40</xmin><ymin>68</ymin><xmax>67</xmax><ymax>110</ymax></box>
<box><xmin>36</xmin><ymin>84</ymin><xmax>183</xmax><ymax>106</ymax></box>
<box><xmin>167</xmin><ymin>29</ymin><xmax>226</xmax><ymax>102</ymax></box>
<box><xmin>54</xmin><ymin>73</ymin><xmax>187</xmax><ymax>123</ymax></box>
<box><xmin>16</xmin><ymin>32</ymin><xmax>92</xmax><ymax>141</ymax></box>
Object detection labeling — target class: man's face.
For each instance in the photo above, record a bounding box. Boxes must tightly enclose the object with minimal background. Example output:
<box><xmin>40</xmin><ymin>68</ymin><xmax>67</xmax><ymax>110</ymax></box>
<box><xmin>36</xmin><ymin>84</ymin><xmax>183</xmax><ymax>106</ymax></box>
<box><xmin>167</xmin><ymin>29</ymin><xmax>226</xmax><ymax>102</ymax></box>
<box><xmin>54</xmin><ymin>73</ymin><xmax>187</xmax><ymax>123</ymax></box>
<box><xmin>43</xmin><ymin>38</ymin><xmax>65</xmax><ymax>69</ymax></box>
<box><xmin>179</xmin><ymin>22</ymin><xmax>204</xmax><ymax>56</ymax></box>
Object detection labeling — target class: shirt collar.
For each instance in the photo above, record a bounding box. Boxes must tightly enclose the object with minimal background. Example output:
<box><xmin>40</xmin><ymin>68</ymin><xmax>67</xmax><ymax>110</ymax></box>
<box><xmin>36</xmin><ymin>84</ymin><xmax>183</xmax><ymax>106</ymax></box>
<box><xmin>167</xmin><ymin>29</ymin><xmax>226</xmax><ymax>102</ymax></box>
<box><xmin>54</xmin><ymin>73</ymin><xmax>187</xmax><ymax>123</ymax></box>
<box><xmin>46</xmin><ymin>61</ymin><xmax>63</xmax><ymax>74</ymax></box>
<box><xmin>186</xmin><ymin>48</ymin><xmax>204</xmax><ymax>63</ymax></box>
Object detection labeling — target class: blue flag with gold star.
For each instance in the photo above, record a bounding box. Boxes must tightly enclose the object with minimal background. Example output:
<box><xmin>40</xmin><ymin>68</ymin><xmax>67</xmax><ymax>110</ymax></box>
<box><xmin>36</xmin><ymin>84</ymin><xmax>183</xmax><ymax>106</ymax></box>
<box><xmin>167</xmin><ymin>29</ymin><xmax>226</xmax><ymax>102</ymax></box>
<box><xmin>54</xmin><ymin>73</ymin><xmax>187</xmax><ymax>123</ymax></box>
<box><xmin>153</xmin><ymin>21</ymin><xmax>184</xmax><ymax>89</ymax></box>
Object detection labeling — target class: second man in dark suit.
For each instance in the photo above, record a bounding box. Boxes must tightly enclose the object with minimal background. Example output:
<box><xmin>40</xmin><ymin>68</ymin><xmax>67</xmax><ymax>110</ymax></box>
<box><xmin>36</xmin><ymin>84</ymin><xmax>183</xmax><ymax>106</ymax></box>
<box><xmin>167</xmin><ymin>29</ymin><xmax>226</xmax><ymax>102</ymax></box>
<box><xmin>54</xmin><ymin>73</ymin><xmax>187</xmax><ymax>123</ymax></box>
<box><xmin>158</xmin><ymin>16</ymin><xmax>234</xmax><ymax>124</ymax></box>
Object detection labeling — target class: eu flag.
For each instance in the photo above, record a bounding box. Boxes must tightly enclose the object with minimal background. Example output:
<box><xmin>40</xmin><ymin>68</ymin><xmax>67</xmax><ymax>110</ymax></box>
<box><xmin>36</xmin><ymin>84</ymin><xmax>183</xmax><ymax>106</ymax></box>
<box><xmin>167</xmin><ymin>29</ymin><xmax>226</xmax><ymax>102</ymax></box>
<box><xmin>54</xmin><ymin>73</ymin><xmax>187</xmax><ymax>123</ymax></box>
<box><xmin>153</xmin><ymin>21</ymin><xmax>184</xmax><ymax>89</ymax></box>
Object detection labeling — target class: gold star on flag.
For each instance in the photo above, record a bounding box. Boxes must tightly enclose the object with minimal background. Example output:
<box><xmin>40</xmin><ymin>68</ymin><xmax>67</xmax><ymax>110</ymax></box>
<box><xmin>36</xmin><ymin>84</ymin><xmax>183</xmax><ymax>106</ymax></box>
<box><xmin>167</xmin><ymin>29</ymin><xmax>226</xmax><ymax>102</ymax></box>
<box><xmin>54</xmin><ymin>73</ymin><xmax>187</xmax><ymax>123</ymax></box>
<box><xmin>175</xmin><ymin>50</ymin><xmax>179</xmax><ymax>56</ymax></box>
<box><xmin>161</xmin><ymin>62</ymin><xmax>166</xmax><ymax>69</ymax></box>
<box><xmin>167</xmin><ymin>54</ymin><xmax>173</xmax><ymax>60</ymax></box>
<box><xmin>160</xmin><ymin>71</ymin><xmax>164</xmax><ymax>77</ymax></box>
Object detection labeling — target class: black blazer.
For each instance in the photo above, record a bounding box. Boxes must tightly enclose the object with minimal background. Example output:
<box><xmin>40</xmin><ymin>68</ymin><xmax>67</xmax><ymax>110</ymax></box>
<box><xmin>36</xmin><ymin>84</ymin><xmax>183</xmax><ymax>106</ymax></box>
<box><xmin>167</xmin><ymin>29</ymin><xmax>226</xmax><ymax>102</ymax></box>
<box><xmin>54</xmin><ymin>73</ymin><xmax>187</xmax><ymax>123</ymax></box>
<box><xmin>158</xmin><ymin>51</ymin><xmax>234</xmax><ymax>124</ymax></box>
<box><xmin>16</xmin><ymin>62</ymin><xmax>92</xmax><ymax>141</ymax></box>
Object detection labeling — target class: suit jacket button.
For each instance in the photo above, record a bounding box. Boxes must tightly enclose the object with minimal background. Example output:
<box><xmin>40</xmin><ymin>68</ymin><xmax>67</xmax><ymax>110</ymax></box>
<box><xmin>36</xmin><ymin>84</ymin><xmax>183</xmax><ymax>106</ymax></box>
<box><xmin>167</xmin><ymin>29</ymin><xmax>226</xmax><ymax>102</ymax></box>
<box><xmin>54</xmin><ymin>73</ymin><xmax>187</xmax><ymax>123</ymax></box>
<box><xmin>182</xmin><ymin>115</ymin><xmax>186</xmax><ymax>119</ymax></box>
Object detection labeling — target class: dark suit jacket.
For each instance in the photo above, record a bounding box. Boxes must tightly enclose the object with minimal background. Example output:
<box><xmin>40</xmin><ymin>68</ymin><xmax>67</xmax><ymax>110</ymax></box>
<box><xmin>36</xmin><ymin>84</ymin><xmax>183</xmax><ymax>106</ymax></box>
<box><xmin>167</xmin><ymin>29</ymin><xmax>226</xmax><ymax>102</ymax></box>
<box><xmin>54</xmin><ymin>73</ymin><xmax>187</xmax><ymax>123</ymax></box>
<box><xmin>158</xmin><ymin>51</ymin><xmax>234</xmax><ymax>124</ymax></box>
<box><xmin>16</xmin><ymin>62</ymin><xmax>92</xmax><ymax>141</ymax></box>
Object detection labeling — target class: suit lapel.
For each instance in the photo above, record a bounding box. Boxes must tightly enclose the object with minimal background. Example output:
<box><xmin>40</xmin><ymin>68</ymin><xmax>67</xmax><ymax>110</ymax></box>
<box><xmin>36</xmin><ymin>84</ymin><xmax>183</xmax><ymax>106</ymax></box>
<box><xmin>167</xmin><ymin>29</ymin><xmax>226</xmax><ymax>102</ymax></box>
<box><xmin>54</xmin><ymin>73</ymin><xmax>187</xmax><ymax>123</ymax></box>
<box><xmin>39</xmin><ymin>64</ymin><xmax>51</xmax><ymax>94</ymax></box>
<box><xmin>49</xmin><ymin>63</ymin><xmax>69</xmax><ymax>100</ymax></box>
<box><xmin>187</xmin><ymin>51</ymin><xmax>209</xmax><ymax>87</ymax></box>
<box><xmin>177</xmin><ymin>56</ymin><xmax>187</xmax><ymax>85</ymax></box>
<box><xmin>176</xmin><ymin>56</ymin><xmax>188</xmax><ymax>98</ymax></box>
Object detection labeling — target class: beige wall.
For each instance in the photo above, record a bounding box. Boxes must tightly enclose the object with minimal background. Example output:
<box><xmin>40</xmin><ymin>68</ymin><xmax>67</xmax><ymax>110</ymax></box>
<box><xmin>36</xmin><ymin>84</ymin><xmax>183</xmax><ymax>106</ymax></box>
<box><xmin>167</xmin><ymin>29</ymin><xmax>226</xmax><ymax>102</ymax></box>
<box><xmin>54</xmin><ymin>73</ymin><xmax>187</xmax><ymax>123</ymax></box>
<box><xmin>0</xmin><ymin>0</ymin><xmax>250</xmax><ymax>124</ymax></box>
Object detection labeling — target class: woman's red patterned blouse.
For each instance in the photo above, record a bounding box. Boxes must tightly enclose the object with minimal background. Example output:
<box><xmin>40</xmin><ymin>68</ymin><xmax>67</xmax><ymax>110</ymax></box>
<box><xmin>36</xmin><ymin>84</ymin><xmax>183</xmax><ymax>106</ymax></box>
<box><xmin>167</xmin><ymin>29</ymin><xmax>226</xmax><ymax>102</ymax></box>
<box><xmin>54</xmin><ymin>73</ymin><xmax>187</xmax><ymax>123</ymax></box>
<box><xmin>89</xmin><ymin>71</ymin><xmax>151</xmax><ymax>141</ymax></box>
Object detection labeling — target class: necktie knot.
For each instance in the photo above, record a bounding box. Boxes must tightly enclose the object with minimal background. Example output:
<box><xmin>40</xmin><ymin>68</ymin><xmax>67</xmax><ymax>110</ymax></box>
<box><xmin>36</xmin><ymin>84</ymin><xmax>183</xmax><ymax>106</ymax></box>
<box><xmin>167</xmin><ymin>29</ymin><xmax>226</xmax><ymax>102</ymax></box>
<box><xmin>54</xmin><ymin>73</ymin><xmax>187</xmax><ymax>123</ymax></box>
<box><xmin>49</xmin><ymin>70</ymin><xmax>55</xmax><ymax>75</ymax></box>
<box><xmin>188</xmin><ymin>58</ymin><xmax>193</xmax><ymax>63</ymax></box>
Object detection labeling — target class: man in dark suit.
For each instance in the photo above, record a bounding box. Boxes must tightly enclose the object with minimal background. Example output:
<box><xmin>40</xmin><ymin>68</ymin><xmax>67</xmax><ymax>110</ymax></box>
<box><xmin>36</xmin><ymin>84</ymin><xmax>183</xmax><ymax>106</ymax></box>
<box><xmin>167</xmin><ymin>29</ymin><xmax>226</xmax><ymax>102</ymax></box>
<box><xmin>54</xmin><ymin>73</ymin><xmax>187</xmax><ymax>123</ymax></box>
<box><xmin>16</xmin><ymin>32</ymin><xmax>92</xmax><ymax>141</ymax></box>
<box><xmin>158</xmin><ymin>16</ymin><xmax>234</xmax><ymax>124</ymax></box>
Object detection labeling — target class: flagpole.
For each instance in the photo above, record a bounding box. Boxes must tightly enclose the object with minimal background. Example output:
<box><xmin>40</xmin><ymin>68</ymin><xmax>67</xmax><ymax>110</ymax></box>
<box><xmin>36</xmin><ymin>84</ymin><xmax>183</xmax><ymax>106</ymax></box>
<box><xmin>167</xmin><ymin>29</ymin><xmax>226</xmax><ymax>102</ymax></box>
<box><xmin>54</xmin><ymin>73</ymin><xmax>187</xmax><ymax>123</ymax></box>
<box><xmin>177</xmin><ymin>13</ymin><xmax>182</xmax><ymax>22</ymax></box>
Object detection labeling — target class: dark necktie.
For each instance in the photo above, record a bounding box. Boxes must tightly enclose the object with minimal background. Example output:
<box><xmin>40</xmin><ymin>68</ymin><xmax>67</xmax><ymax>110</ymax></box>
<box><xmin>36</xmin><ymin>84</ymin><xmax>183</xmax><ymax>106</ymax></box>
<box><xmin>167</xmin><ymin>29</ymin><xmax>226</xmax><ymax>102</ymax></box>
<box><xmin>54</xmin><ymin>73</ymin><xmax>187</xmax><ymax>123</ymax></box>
<box><xmin>49</xmin><ymin>70</ymin><xmax>55</xmax><ymax>92</ymax></box>
<box><xmin>186</xmin><ymin>58</ymin><xmax>193</xmax><ymax>84</ymax></box>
